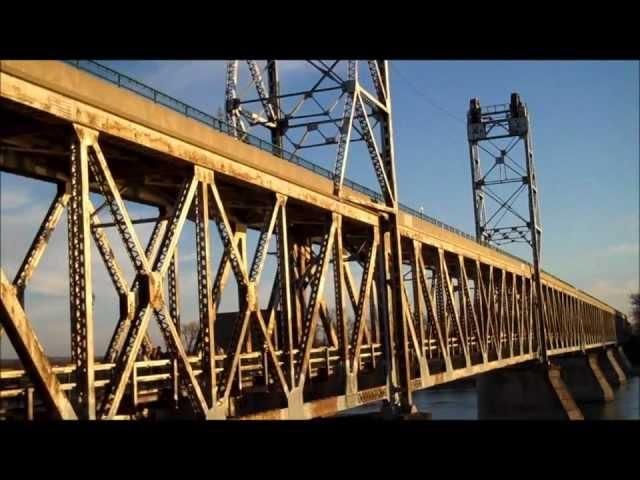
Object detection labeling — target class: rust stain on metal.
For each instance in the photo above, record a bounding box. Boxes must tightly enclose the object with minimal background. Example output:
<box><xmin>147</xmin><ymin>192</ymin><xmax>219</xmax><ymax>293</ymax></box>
<box><xmin>357</xmin><ymin>386</ymin><xmax>388</xmax><ymax>405</ymax></box>
<box><xmin>0</xmin><ymin>60</ymin><xmax>622</xmax><ymax>421</ymax></box>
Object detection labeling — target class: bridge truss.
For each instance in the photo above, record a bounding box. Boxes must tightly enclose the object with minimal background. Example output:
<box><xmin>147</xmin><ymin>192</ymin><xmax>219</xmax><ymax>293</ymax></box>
<box><xmin>0</xmin><ymin>60</ymin><xmax>618</xmax><ymax>420</ymax></box>
<box><xmin>467</xmin><ymin>93</ymin><xmax>547</xmax><ymax>362</ymax></box>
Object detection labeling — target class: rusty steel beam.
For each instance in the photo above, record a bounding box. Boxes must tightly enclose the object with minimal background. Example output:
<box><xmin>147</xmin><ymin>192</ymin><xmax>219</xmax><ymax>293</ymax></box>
<box><xmin>103</xmin><ymin>217</ymin><xmax>166</xmax><ymax>363</ymax></box>
<box><xmin>412</xmin><ymin>242</ymin><xmax>426</xmax><ymax>362</ymax></box>
<box><xmin>343</xmin><ymin>261</ymin><xmax>372</xmax><ymax>346</ymax></box>
<box><xmin>0</xmin><ymin>270</ymin><xmax>78</xmax><ymax>419</ymax></box>
<box><xmin>0</xmin><ymin>60</ymin><xmax>621</xmax><ymax>421</ymax></box>
<box><xmin>275</xmin><ymin>196</ymin><xmax>295</xmax><ymax>387</ymax></box>
<box><xmin>417</xmin><ymin>253</ymin><xmax>450</xmax><ymax>371</ymax></box>
<box><xmin>168</xmin><ymin>247</ymin><xmax>181</xmax><ymax>333</ymax></box>
<box><xmin>295</xmin><ymin>216</ymin><xmax>336</xmax><ymax>387</ymax></box>
<box><xmin>439</xmin><ymin>249</ymin><xmax>470</xmax><ymax>366</ymax></box>
<box><xmin>332</xmin><ymin>217</ymin><xmax>349</xmax><ymax>374</ymax></box>
<box><xmin>13</xmin><ymin>184</ymin><xmax>69</xmax><ymax>304</ymax></box>
<box><xmin>195</xmin><ymin>180</ymin><xmax>216</xmax><ymax>407</ymax></box>
<box><xmin>67</xmin><ymin>128</ymin><xmax>96</xmax><ymax>419</ymax></box>
<box><xmin>99</xmin><ymin>175</ymin><xmax>199</xmax><ymax>419</ymax></box>
<box><xmin>349</xmin><ymin>232</ymin><xmax>378</xmax><ymax>371</ymax></box>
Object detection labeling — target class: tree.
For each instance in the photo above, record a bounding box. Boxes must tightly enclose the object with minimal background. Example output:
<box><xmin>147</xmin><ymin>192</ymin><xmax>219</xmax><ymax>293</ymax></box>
<box><xmin>181</xmin><ymin>322</ymin><xmax>199</xmax><ymax>354</ymax></box>
<box><xmin>631</xmin><ymin>293</ymin><xmax>640</xmax><ymax>335</ymax></box>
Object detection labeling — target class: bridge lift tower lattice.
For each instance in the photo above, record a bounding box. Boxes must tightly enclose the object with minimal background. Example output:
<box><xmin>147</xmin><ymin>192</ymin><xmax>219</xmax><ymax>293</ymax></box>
<box><xmin>467</xmin><ymin>93</ymin><xmax>547</xmax><ymax>362</ymax></box>
<box><xmin>225</xmin><ymin>60</ymin><xmax>414</xmax><ymax>412</ymax></box>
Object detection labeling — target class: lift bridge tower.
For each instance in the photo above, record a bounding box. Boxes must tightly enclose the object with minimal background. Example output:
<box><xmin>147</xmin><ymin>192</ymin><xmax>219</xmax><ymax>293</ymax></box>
<box><xmin>225</xmin><ymin>61</ymin><xmax>415</xmax><ymax>412</ymax></box>
<box><xmin>467</xmin><ymin>93</ymin><xmax>547</xmax><ymax>362</ymax></box>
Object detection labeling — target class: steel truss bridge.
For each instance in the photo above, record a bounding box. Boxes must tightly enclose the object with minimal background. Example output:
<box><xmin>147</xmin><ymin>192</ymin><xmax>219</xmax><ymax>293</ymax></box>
<box><xmin>0</xmin><ymin>60</ymin><xmax>619</xmax><ymax>420</ymax></box>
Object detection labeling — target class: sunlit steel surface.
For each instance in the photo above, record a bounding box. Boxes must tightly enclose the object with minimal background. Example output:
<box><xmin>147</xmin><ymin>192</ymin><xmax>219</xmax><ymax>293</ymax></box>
<box><xmin>0</xmin><ymin>60</ymin><xmax>620</xmax><ymax>420</ymax></box>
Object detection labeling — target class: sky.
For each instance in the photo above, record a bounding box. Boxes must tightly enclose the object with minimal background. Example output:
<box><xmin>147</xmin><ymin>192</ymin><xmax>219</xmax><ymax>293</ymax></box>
<box><xmin>1</xmin><ymin>60</ymin><xmax>638</xmax><ymax>358</ymax></box>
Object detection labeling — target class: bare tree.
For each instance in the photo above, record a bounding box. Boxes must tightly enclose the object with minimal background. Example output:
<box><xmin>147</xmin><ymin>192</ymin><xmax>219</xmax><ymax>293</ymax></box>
<box><xmin>631</xmin><ymin>293</ymin><xmax>640</xmax><ymax>335</ymax></box>
<box><xmin>312</xmin><ymin>311</ymin><xmax>357</xmax><ymax>347</ymax></box>
<box><xmin>314</xmin><ymin>324</ymin><xmax>326</xmax><ymax>347</ymax></box>
<box><xmin>181</xmin><ymin>322</ymin><xmax>199</xmax><ymax>354</ymax></box>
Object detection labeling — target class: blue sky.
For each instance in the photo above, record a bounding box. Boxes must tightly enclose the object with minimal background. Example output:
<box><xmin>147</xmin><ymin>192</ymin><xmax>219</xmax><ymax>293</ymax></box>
<box><xmin>1</xmin><ymin>60</ymin><xmax>638</xmax><ymax>357</ymax></box>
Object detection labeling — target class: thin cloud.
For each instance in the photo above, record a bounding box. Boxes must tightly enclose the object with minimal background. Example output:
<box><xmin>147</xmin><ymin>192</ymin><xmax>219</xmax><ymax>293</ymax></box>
<box><xmin>589</xmin><ymin>278</ymin><xmax>639</xmax><ymax>315</ymax></box>
<box><xmin>590</xmin><ymin>278</ymin><xmax>637</xmax><ymax>296</ymax></box>
<box><xmin>0</xmin><ymin>188</ymin><xmax>32</xmax><ymax>210</ymax></box>
<box><xmin>606</xmin><ymin>243</ymin><xmax>639</xmax><ymax>256</ymax></box>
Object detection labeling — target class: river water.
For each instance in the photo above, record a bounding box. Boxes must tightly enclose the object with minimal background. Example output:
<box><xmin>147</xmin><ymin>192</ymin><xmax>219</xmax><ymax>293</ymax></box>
<box><xmin>579</xmin><ymin>375</ymin><xmax>640</xmax><ymax>420</ymax></box>
<box><xmin>343</xmin><ymin>375</ymin><xmax>640</xmax><ymax>420</ymax></box>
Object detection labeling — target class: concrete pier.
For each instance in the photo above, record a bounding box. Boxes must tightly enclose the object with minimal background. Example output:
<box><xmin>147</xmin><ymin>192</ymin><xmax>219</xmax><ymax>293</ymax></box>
<box><xmin>557</xmin><ymin>354</ymin><xmax>613</xmax><ymax>403</ymax></box>
<box><xmin>615</xmin><ymin>346</ymin><xmax>634</xmax><ymax>376</ymax></box>
<box><xmin>598</xmin><ymin>348</ymin><xmax>627</xmax><ymax>387</ymax></box>
<box><xmin>477</xmin><ymin>363</ymin><xmax>583</xmax><ymax>420</ymax></box>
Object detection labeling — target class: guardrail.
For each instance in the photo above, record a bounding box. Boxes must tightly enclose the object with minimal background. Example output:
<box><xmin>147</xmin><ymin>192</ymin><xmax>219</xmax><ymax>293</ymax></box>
<box><xmin>0</xmin><ymin>344</ymin><xmax>384</xmax><ymax>416</ymax></box>
<box><xmin>480</xmin><ymin>103</ymin><xmax>511</xmax><ymax>115</ymax></box>
<box><xmin>63</xmin><ymin>60</ymin><xmax>566</xmax><ymax>282</ymax></box>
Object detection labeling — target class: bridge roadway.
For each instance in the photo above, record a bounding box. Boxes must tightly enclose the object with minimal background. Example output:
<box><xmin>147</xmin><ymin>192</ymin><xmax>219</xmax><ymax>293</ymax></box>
<box><xmin>0</xmin><ymin>60</ymin><xmax>619</xmax><ymax>420</ymax></box>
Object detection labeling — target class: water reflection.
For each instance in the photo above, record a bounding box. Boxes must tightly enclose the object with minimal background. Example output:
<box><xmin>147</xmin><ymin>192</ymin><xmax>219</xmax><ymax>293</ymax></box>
<box><xmin>580</xmin><ymin>376</ymin><xmax>640</xmax><ymax>420</ymax></box>
<box><xmin>413</xmin><ymin>386</ymin><xmax>477</xmax><ymax>420</ymax></box>
<box><xmin>341</xmin><ymin>376</ymin><xmax>639</xmax><ymax>420</ymax></box>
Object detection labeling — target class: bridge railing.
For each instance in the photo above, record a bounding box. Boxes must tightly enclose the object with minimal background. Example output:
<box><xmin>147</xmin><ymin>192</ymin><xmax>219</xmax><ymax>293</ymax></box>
<box><xmin>0</xmin><ymin>343</ymin><xmax>385</xmax><ymax>418</ymax></box>
<box><xmin>64</xmin><ymin>60</ymin><xmax>563</xmax><ymax>281</ymax></box>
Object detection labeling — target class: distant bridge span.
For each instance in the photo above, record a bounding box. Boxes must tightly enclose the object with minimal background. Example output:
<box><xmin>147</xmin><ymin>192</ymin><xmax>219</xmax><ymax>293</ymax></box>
<box><xmin>0</xmin><ymin>60</ymin><xmax>620</xmax><ymax>420</ymax></box>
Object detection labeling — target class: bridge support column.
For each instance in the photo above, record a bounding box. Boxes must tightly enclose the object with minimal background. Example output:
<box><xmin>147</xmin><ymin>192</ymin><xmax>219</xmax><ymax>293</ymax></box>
<box><xmin>206</xmin><ymin>404</ymin><xmax>227</xmax><ymax>420</ymax></box>
<box><xmin>615</xmin><ymin>346</ymin><xmax>634</xmax><ymax>376</ymax></box>
<box><xmin>287</xmin><ymin>387</ymin><xmax>306</xmax><ymax>420</ymax></box>
<box><xmin>594</xmin><ymin>349</ymin><xmax>627</xmax><ymax>388</ymax></box>
<box><xmin>477</xmin><ymin>363</ymin><xmax>583</xmax><ymax>420</ymax></box>
<box><xmin>556</xmin><ymin>354</ymin><xmax>613</xmax><ymax>403</ymax></box>
<box><xmin>599</xmin><ymin>348</ymin><xmax>627</xmax><ymax>386</ymax></box>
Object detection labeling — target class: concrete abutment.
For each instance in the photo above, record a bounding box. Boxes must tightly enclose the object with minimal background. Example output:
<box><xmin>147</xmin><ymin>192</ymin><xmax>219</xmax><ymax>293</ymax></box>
<box><xmin>598</xmin><ymin>348</ymin><xmax>627</xmax><ymax>387</ymax></box>
<box><xmin>477</xmin><ymin>362</ymin><xmax>583</xmax><ymax>420</ymax></box>
<box><xmin>557</xmin><ymin>353</ymin><xmax>614</xmax><ymax>403</ymax></box>
<box><xmin>614</xmin><ymin>346</ymin><xmax>634</xmax><ymax>376</ymax></box>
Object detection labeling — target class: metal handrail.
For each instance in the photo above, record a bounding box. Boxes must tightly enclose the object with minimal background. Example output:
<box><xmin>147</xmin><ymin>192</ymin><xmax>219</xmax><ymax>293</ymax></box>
<box><xmin>480</xmin><ymin>103</ymin><xmax>510</xmax><ymax>114</ymax></box>
<box><xmin>63</xmin><ymin>60</ymin><xmax>565</xmax><ymax>279</ymax></box>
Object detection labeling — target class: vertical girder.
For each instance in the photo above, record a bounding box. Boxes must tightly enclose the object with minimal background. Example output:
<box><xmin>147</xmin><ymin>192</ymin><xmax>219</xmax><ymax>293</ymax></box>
<box><xmin>332</xmin><ymin>216</ymin><xmax>349</xmax><ymax>373</ymax></box>
<box><xmin>275</xmin><ymin>196</ymin><xmax>295</xmax><ymax>387</ymax></box>
<box><xmin>195</xmin><ymin>180</ymin><xmax>216</xmax><ymax>407</ymax></box>
<box><xmin>67</xmin><ymin>130</ymin><xmax>95</xmax><ymax>419</ymax></box>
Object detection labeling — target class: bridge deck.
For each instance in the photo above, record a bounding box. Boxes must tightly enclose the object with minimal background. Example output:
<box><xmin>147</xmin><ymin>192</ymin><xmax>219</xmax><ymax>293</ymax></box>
<box><xmin>0</xmin><ymin>60</ymin><xmax>619</xmax><ymax>419</ymax></box>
